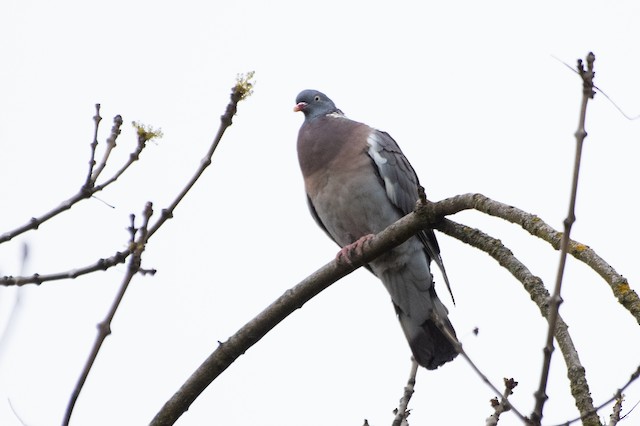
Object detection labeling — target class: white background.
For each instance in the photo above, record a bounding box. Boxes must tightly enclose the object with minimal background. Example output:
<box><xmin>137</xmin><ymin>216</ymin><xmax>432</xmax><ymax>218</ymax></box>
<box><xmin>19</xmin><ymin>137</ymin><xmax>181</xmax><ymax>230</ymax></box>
<box><xmin>1</xmin><ymin>1</ymin><xmax>639</xmax><ymax>425</ymax></box>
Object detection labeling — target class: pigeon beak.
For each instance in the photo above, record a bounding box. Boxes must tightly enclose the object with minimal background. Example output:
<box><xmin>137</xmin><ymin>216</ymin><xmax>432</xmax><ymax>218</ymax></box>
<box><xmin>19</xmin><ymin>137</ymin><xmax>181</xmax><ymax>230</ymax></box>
<box><xmin>293</xmin><ymin>102</ymin><xmax>307</xmax><ymax>112</ymax></box>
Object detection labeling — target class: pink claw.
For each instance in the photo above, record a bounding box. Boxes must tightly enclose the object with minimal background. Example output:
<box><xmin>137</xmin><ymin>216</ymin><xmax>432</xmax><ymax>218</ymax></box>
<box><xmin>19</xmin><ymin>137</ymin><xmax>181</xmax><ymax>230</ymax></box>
<box><xmin>336</xmin><ymin>234</ymin><xmax>376</xmax><ymax>265</ymax></box>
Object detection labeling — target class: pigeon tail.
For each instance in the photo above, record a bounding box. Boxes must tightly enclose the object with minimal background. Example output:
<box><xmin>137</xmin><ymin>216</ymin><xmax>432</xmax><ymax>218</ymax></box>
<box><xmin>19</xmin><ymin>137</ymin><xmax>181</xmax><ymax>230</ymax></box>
<box><xmin>396</xmin><ymin>300</ymin><xmax>458</xmax><ymax>370</ymax></box>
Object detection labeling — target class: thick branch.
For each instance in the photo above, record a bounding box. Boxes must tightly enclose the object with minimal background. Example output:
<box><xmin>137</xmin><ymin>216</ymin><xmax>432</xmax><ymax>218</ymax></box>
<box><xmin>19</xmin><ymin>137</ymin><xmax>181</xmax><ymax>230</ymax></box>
<box><xmin>150</xmin><ymin>206</ymin><xmax>438</xmax><ymax>425</ymax></box>
<box><xmin>435</xmin><ymin>219</ymin><xmax>597</xmax><ymax>424</ymax></box>
<box><xmin>426</xmin><ymin>194</ymin><xmax>640</xmax><ymax>325</ymax></box>
<box><xmin>151</xmin><ymin>191</ymin><xmax>630</xmax><ymax>424</ymax></box>
<box><xmin>553</xmin><ymin>364</ymin><xmax>640</xmax><ymax>426</ymax></box>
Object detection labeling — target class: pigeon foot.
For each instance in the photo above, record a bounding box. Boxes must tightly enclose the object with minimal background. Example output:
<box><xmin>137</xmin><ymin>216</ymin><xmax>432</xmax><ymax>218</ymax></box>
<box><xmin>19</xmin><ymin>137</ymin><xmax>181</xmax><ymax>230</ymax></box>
<box><xmin>336</xmin><ymin>234</ymin><xmax>376</xmax><ymax>265</ymax></box>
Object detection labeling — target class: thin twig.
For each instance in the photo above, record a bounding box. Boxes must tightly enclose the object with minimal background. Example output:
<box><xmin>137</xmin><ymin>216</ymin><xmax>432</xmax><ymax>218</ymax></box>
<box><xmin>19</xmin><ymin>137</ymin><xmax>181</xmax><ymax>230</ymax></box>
<box><xmin>551</xmin><ymin>54</ymin><xmax>640</xmax><ymax>121</ymax></box>
<box><xmin>620</xmin><ymin>398</ymin><xmax>640</xmax><ymax>421</ymax></box>
<box><xmin>145</xmin><ymin>72</ymin><xmax>254</xmax><ymax>242</ymax></box>
<box><xmin>62</xmin><ymin>74</ymin><xmax>254</xmax><ymax>425</ymax></box>
<box><xmin>1</xmin><ymin>73</ymin><xmax>255</xmax><ymax>287</ymax></box>
<box><xmin>0</xmin><ymin>250</ymin><xmax>130</xmax><ymax>286</ymax></box>
<box><xmin>551</xmin><ymin>364</ymin><xmax>640</xmax><ymax>426</ymax></box>
<box><xmin>91</xmin><ymin>120</ymin><xmax>151</xmax><ymax>192</ymax></box>
<box><xmin>90</xmin><ymin>114</ymin><xmax>124</xmax><ymax>183</ymax></box>
<box><xmin>531</xmin><ymin>52</ymin><xmax>596</xmax><ymax>426</ymax></box>
<box><xmin>486</xmin><ymin>378</ymin><xmax>519</xmax><ymax>426</ymax></box>
<box><xmin>62</xmin><ymin>203</ymin><xmax>154</xmax><ymax>426</ymax></box>
<box><xmin>431</xmin><ymin>312</ymin><xmax>528</xmax><ymax>423</ymax></box>
<box><xmin>8</xmin><ymin>397</ymin><xmax>27</xmax><ymax>426</ymax></box>
<box><xmin>608</xmin><ymin>395</ymin><xmax>623</xmax><ymax>426</ymax></box>
<box><xmin>0</xmin><ymin>113</ymin><xmax>133</xmax><ymax>245</ymax></box>
<box><xmin>83</xmin><ymin>103</ymin><xmax>102</xmax><ymax>189</ymax></box>
<box><xmin>391</xmin><ymin>358</ymin><xmax>419</xmax><ymax>426</ymax></box>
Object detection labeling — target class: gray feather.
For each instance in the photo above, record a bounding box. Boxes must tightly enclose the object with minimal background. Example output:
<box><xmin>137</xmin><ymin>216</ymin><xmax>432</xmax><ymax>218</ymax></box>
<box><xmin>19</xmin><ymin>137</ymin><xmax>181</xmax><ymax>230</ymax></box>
<box><xmin>366</xmin><ymin>130</ymin><xmax>454</xmax><ymax>304</ymax></box>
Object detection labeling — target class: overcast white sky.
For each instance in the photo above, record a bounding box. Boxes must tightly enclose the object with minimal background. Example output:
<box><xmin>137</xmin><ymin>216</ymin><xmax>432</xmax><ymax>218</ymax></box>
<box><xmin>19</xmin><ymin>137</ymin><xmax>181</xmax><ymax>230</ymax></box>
<box><xmin>1</xmin><ymin>1</ymin><xmax>639</xmax><ymax>425</ymax></box>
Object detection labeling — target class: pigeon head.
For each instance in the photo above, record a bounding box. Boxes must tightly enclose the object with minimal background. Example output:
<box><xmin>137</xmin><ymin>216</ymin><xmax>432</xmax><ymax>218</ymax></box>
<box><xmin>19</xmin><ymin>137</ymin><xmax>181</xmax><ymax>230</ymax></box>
<box><xmin>293</xmin><ymin>90</ymin><xmax>342</xmax><ymax>120</ymax></box>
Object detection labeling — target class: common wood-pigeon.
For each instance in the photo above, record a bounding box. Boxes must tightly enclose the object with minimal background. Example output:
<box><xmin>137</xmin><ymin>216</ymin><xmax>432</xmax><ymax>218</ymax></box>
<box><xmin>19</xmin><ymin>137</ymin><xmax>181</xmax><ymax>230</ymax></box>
<box><xmin>294</xmin><ymin>89</ymin><xmax>458</xmax><ymax>369</ymax></box>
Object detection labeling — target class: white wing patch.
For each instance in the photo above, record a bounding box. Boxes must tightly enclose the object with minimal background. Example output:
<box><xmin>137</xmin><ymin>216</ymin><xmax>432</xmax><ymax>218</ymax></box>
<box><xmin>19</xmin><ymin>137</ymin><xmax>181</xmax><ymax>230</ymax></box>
<box><xmin>367</xmin><ymin>131</ymin><xmax>398</xmax><ymax>203</ymax></box>
<box><xmin>367</xmin><ymin>132</ymin><xmax>388</xmax><ymax>164</ymax></box>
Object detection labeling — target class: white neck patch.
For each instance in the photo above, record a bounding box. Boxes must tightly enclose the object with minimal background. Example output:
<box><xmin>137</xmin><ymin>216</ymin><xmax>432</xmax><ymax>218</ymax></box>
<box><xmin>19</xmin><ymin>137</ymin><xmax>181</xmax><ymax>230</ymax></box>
<box><xmin>327</xmin><ymin>111</ymin><xmax>347</xmax><ymax>119</ymax></box>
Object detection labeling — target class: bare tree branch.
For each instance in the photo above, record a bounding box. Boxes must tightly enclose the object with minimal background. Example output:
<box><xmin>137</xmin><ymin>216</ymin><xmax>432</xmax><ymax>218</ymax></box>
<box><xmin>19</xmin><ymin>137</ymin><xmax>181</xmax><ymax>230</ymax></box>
<box><xmin>0</xmin><ymin>113</ymin><xmax>129</xmax><ymax>245</ymax></box>
<box><xmin>433</xmin><ymin>193</ymin><xmax>640</xmax><ymax>326</ymax></box>
<box><xmin>88</xmin><ymin>108</ymin><xmax>125</xmax><ymax>185</ymax></box>
<box><xmin>391</xmin><ymin>358</ymin><xmax>419</xmax><ymax>426</ymax></box>
<box><xmin>149</xmin><ymin>190</ymin><xmax>636</xmax><ymax>424</ymax></box>
<box><xmin>0</xmin><ymin>72</ymin><xmax>256</xmax><ymax>288</ymax></box>
<box><xmin>60</xmin><ymin>73</ymin><xmax>255</xmax><ymax>425</ymax></box>
<box><xmin>62</xmin><ymin>203</ymin><xmax>155</xmax><ymax>426</ymax></box>
<box><xmin>608</xmin><ymin>395</ymin><xmax>623</xmax><ymax>426</ymax></box>
<box><xmin>486</xmin><ymin>378</ymin><xmax>518</xmax><ymax>426</ymax></box>
<box><xmin>149</xmin><ymin>202</ymin><xmax>446</xmax><ymax>425</ymax></box>
<box><xmin>142</xmin><ymin>202</ymin><xmax>495</xmax><ymax>423</ymax></box>
<box><xmin>531</xmin><ymin>51</ymin><xmax>597</xmax><ymax>426</ymax></box>
<box><xmin>91</xmin><ymin>120</ymin><xmax>157</xmax><ymax>192</ymax></box>
<box><xmin>0</xmin><ymin>250</ymin><xmax>130</xmax><ymax>287</ymax></box>
<box><xmin>144</xmin><ymin>71</ymin><xmax>254</xmax><ymax>243</ymax></box>
<box><xmin>83</xmin><ymin>103</ymin><xmax>102</xmax><ymax>188</ymax></box>
<box><xmin>552</xmin><ymin>364</ymin><xmax>640</xmax><ymax>426</ymax></box>
<box><xmin>436</xmin><ymin>218</ymin><xmax>597</xmax><ymax>424</ymax></box>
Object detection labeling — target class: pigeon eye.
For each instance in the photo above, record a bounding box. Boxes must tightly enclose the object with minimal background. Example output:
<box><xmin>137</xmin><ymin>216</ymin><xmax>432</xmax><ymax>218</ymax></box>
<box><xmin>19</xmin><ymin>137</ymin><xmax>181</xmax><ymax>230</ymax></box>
<box><xmin>314</xmin><ymin>95</ymin><xmax>321</xmax><ymax>102</ymax></box>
